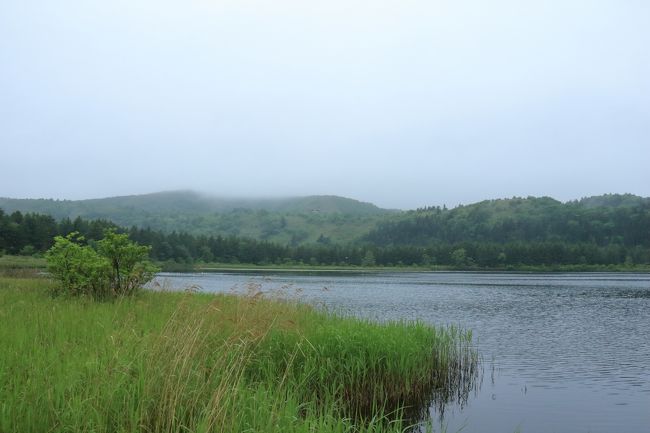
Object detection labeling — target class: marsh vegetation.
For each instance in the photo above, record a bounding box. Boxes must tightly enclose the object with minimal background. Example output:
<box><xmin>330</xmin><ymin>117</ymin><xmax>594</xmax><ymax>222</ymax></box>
<box><xmin>0</xmin><ymin>274</ymin><xmax>479</xmax><ymax>433</ymax></box>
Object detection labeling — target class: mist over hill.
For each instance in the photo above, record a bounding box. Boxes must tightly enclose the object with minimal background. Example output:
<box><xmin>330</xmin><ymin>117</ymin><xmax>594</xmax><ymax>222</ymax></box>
<box><xmin>0</xmin><ymin>191</ymin><xmax>392</xmax><ymax>245</ymax></box>
<box><xmin>1</xmin><ymin>191</ymin><xmax>649</xmax><ymax>267</ymax></box>
<box><xmin>1</xmin><ymin>191</ymin><xmax>648</xmax><ymax>250</ymax></box>
<box><xmin>0</xmin><ymin>190</ymin><xmax>389</xmax><ymax>217</ymax></box>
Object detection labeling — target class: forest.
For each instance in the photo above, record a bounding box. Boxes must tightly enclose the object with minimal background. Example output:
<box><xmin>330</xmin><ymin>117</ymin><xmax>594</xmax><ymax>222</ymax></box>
<box><xmin>0</xmin><ymin>191</ymin><xmax>390</xmax><ymax>245</ymax></box>
<box><xmin>1</xmin><ymin>193</ymin><xmax>649</xmax><ymax>268</ymax></box>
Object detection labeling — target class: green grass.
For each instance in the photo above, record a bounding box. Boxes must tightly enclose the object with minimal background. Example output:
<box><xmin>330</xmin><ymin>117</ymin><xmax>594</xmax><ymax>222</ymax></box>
<box><xmin>0</xmin><ymin>276</ymin><xmax>478</xmax><ymax>433</ymax></box>
<box><xmin>0</xmin><ymin>255</ymin><xmax>46</xmax><ymax>278</ymax></box>
<box><xmin>0</xmin><ymin>254</ymin><xmax>46</xmax><ymax>269</ymax></box>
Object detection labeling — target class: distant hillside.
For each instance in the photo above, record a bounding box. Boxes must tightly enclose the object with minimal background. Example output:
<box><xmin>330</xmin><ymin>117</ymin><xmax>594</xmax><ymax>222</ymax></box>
<box><xmin>574</xmin><ymin>193</ymin><xmax>649</xmax><ymax>209</ymax></box>
<box><xmin>0</xmin><ymin>190</ymin><xmax>388</xmax><ymax>217</ymax></box>
<box><xmin>363</xmin><ymin>194</ymin><xmax>650</xmax><ymax>247</ymax></box>
<box><xmin>0</xmin><ymin>191</ymin><xmax>393</xmax><ymax>245</ymax></box>
<box><xmin>2</xmin><ymin>192</ymin><xmax>648</xmax><ymax>249</ymax></box>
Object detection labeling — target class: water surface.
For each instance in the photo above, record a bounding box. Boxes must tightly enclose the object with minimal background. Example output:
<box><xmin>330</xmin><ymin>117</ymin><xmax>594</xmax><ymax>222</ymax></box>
<box><xmin>152</xmin><ymin>271</ymin><xmax>650</xmax><ymax>433</ymax></box>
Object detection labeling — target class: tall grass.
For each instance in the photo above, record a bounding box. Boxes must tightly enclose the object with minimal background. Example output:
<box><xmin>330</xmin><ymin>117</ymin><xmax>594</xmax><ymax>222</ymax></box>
<box><xmin>0</xmin><ymin>276</ymin><xmax>479</xmax><ymax>433</ymax></box>
<box><xmin>0</xmin><ymin>255</ymin><xmax>46</xmax><ymax>278</ymax></box>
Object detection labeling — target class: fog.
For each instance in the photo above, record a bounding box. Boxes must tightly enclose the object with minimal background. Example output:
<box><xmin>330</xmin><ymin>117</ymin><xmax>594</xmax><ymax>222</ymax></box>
<box><xmin>1</xmin><ymin>0</ymin><xmax>648</xmax><ymax>209</ymax></box>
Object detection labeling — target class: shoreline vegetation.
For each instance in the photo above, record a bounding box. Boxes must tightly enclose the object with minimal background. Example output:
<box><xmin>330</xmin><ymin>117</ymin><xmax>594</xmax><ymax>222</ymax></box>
<box><xmin>0</xmin><ymin>273</ymin><xmax>479</xmax><ymax>433</ymax></box>
<box><xmin>2</xmin><ymin>254</ymin><xmax>649</xmax><ymax>275</ymax></box>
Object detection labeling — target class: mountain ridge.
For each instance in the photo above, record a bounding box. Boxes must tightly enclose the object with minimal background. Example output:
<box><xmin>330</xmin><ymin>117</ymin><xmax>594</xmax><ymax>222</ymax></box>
<box><xmin>1</xmin><ymin>191</ymin><xmax>647</xmax><ymax>246</ymax></box>
<box><xmin>364</xmin><ymin>194</ymin><xmax>650</xmax><ymax>247</ymax></box>
<box><xmin>0</xmin><ymin>190</ymin><xmax>392</xmax><ymax>217</ymax></box>
<box><xmin>0</xmin><ymin>191</ymin><xmax>393</xmax><ymax>244</ymax></box>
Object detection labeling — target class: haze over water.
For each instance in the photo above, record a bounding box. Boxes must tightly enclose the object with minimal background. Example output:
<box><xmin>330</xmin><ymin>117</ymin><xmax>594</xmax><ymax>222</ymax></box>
<box><xmin>155</xmin><ymin>271</ymin><xmax>650</xmax><ymax>433</ymax></box>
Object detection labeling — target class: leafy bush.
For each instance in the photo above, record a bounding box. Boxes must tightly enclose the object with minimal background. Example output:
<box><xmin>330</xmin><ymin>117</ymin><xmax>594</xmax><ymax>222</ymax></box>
<box><xmin>45</xmin><ymin>230</ymin><xmax>158</xmax><ymax>299</ymax></box>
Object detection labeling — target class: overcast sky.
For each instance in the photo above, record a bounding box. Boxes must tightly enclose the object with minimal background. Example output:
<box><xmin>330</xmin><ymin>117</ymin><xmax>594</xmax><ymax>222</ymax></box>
<box><xmin>1</xmin><ymin>0</ymin><xmax>648</xmax><ymax>209</ymax></box>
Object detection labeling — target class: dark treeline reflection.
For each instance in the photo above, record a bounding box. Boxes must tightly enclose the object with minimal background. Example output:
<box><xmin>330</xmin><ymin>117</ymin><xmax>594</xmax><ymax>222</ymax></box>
<box><xmin>1</xmin><ymin>203</ymin><xmax>649</xmax><ymax>267</ymax></box>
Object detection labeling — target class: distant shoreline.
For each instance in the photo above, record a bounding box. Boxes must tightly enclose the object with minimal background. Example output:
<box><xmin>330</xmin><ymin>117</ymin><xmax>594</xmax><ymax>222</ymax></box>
<box><xmin>2</xmin><ymin>255</ymin><xmax>648</xmax><ymax>275</ymax></box>
<box><xmin>187</xmin><ymin>262</ymin><xmax>650</xmax><ymax>274</ymax></box>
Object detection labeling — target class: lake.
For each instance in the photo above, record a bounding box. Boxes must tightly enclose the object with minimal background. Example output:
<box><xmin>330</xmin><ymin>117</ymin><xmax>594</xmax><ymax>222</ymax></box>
<box><xmin>152</xmin><ymin>271</ymin><xmax>650</xmax><ymax>433</ymax></box>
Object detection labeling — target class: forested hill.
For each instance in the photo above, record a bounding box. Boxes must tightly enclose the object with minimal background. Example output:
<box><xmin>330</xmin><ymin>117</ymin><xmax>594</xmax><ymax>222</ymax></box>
<box><xmin>0</xmin><ymin>191</ymin><xmax>389</xmax><ymax>217</ymax></box>
<box><xmin>1</xmin><ymin>193</ymin><xmax>649</xmax><ymax>267</ymax></box>
<box><xmin>2</xmin><ymin>192</ymin><xmax>649</xmax><ymax>251</ymax></box>
<box><xmin>0</xmin><ymin>191</ymin><xmax>392</xmax><ymax>245</ymax></box>
<box><xmin>363</xmin><ymin>194</ymin><xmax>650</xmax><ymax>247</ymax></box>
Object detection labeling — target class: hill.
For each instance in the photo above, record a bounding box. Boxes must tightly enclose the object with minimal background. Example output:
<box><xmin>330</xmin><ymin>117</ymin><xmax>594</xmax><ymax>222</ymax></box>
<box><xmin>363</xmin><ymin>194</ymin><xmax>650</xmax><ymax>247</ymax></box>
<box><xmin>0</xmin><ymin>190</ymin><xmax>389</xmax><ymax>217</ymax></box>
<box><xmin>0</xmin><ymin>191</ymin><xmax>393</xmax><ymax>245</ymax></box>
<box><xmin>2</xmin><ymin>192</ymin><xmax>649</xmax><ymax>267</ymax></box>
<box><xmin>2</xmin><ymin>191</ymin><xmax>648</xmax><ymax>251</ymax></box>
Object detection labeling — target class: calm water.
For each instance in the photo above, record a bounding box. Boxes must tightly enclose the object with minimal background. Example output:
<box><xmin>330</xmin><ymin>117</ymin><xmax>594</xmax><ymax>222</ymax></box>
<box><xmin>152</xmin><ymin>271</ymin><xmax>650</xmax><ymax>433</ymax></box>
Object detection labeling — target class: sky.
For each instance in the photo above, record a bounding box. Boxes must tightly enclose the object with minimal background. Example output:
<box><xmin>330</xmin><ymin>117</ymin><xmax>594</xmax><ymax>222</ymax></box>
<box><xmin>1</xmin><ymin>0</ymin><xmax>649</xmax><ymax>209</ymax></box>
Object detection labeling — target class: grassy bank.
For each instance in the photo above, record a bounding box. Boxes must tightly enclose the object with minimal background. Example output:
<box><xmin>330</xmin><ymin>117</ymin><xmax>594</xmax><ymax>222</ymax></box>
<box><xmin>0</xmin><ymin>275</ymin><xmax>478</xmax><ymax>433</ymax></box>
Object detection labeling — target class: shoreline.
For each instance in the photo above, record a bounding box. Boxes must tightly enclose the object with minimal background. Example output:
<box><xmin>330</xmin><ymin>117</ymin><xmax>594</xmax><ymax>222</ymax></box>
<box><xmin>190</xmin><ymin>263</ymin><xmax>650</xmax><ymax>273</ymax></box>
<box><xmin>2</xmin><ymin>255</ymin><xmax>649</xmax><ymax>274</ymax></box>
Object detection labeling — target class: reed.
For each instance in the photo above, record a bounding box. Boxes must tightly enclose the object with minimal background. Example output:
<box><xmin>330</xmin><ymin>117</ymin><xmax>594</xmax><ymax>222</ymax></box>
<box><xmin>0</xmin><ymin>276</ymin><xmax>479</xmax><ymax>433</ymax></box>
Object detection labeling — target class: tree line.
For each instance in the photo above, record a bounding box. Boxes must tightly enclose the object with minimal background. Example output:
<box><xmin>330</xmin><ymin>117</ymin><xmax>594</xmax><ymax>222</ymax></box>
<box><xmin>1</xmin><ymin>206</ymin><xmax>649</xmax><ymax>268</ymax></box>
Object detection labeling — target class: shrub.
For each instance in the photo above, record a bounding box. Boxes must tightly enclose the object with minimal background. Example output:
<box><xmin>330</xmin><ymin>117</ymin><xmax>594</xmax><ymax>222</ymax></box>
<box><xmin>19</xmin><ymin>245</ymin><xmax>37</xmax><ymax>256</ymax></box>
<box><xmin>45</xmin><ymin>230</ymin><xmax>158</xmax><ymax>299</ymax></box>
<box><xmin>96</xmin><ymin>230</ymin><xmax>159</xmax><ymax>297</ymax></box>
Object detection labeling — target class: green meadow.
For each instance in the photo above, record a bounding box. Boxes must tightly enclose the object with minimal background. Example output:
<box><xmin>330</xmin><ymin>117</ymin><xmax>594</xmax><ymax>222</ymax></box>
<box><xmin>0</xmin><ymin>274</ymin><xmax>478</xmax><ymax>433</ymax></box>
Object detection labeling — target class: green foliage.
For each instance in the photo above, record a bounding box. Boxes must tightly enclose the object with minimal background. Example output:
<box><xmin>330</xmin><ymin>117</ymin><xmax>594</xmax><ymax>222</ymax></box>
<box><xmin>45</xmin><ymin>233</ymin><xmax>110</xmax><ymax>298</ymax></box>
<box><xmin>96</xmin><ymin>230</ymin><xmax>158</xmax><ymax>297</ymax></box>
<box><xmin>18</xmin><ymin>245</ymin><xmax>37</xmax><ymax>256</ymax></box>
<box><xmin>450</xmin><ymin>248</ymin><xmax>468</xmax><ymax>267</ymax></box>
<box><xmin>0</xmin><ymin>277</ymin><xmax>478</xmax><ymax>433</ymax></box>
<box><xmin>45</xmin><ymin>230</ymin><xmax>158</xmax><ymax>299</ymax></box>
